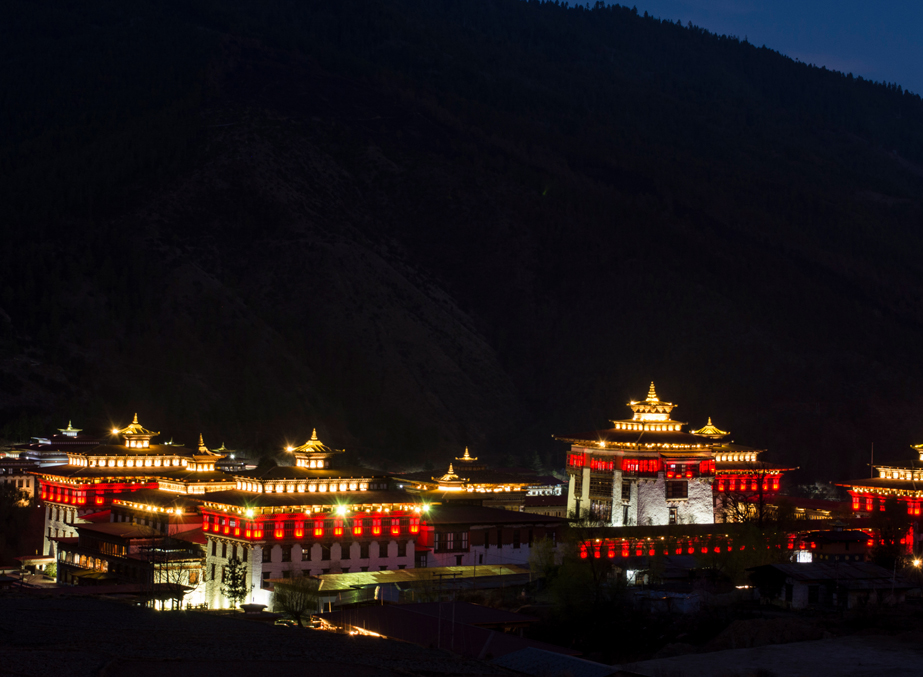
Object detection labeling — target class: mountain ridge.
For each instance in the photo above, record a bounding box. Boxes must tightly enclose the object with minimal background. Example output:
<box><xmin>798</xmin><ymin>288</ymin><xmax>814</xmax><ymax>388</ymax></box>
<box><xmin>2</xmin><ymin>1</ymin><xmax>923</xmax><ymax>481</ymax></box>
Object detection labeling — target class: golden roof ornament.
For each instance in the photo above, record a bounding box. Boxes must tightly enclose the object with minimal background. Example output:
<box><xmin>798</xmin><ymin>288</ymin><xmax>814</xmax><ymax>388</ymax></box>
<box><xmin>198</xmin><ymin>434</ymin><xmax>208</xmax><ymax>454</ymax></box>
<box><xmin>625</xmin><ymin>382</ymin><xmax>676</xmax><ymax>422</ymax></box>
<box><xmin>113</xmin><ymin>414</ymin><xmax>159</xmax><ymax>438</ymax></box>
<box><xmin>692</xmin><ymin>417</ymin><xmax>730</xmax><ymax>438</ymax></box>
<box><xmin>288</xmin><ymin>428</ymin><xmax>343</xmax><ymax>459</ymax></box>
<box><xmin>456</xmin><ymin>446</ymin><xmax>478</xmax><ymax>462</ymax></box>
<box><xmin>58</xmin><ymin>420</ymin><xmax>82</xmax><ymax>434</ymax></box>
<box><xmin>912</xmin><ymin>443</ymin><xmax>923</xmax><ymax>461</ymax></box>
<box><xmin>434</xmin><ymin>462</ymin><xmax>467</xmax><ymax>484</ymax></box>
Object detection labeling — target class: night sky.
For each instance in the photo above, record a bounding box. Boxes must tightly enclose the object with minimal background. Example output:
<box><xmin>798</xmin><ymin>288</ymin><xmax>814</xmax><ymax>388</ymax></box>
<box><xmin>630</xmin><ymin>0</ymin><xmax>923</xmax><ymax>94</ymax></box>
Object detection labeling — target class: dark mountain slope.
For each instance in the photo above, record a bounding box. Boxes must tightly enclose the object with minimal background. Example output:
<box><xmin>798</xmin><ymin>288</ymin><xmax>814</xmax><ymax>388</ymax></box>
<box><xmin>2</xmin><ymin>1</ymin><xmax>923</xmax><ymax>479</ymax></box>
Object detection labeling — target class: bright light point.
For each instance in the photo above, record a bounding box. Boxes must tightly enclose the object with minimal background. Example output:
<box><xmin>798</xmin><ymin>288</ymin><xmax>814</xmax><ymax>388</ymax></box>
<box><xmin>422</xmin><ymin>504</ymin><xmax>430</xmax><ymax>512</ymax></box>
<box><xmin>915</xmin><ymin>559</ymin><xmax>922</xmax><ymax>568</ymax></box>
<box><xmin>245</xmin><ymin>509</ymin><xmax>254</xmax><ymax>517</ymax></box>
<box><xmin>286</xmin><ymin>446</ymin><xmax>294</xmax><ymax>452</ymax></box>
<box><xmin>111</xmin><ymin>428</ymin><xmax>119</xmax><ymax>435</ymax></box>
<box><xmin>336</xmin><ymin>505</ymin><xmax>348</xmax><ymax>516</ymax></box>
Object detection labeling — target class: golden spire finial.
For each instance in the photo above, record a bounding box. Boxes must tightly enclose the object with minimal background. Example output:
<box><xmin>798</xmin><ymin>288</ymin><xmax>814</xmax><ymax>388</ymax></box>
<box><xmin>648</xmin><ymin>382</ymin><xmax>658</xmax><ymax>402</ymax></box>
<box><xmin>463</xmin><ymin>447</ymin><xmax>471</xmax><ymax>460</ymax></box>
<box><xmin>311</xmin><ymin>428</ymin><xmax>318</xmax><ymax>441</ymax></box>
<box><xmin>707</xmin><ymin>417</ymin><xmax>713</xmax><ymax>425</ymax></box>
<box><xmin>133</xmin><ymin>413</ymin><xmax>139</xmax><ymax>424</ymax></box>
<box><xmin>198</xmin><ymin>434</ymin><xmax>208</xmax><ymax>453</ymax></box>
<box><xmin>448</xmin><ymin>462</ymin><xmax>455</xmax><ymax>474</ymax></box>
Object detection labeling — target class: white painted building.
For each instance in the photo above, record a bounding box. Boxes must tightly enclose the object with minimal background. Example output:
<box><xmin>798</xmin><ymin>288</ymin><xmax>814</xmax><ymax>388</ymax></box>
<box><xmin>557</xmin><ymin>383</ymin><xmax>718</xmax><ymax>527</ymax></box>
<box><xmin>418</xmin><ymin>504</ymin><xmax>563</xmax><ymax>569</ymax></box>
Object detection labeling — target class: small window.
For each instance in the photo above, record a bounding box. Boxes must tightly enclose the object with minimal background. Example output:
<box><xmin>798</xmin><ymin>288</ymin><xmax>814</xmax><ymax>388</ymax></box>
<box><xmin>261</xmin><ymin>571</ymin><xmax>270</xmax><ymax>589</ymax></box>
<box><xmin>513</xmin><ymin>530</ymin><xmax>521</xmax><ymax>549</ymax></box>
<box><xmin>262</xmin><ymin>547</ymin><xmax>271</xmax><ymax>563</ymax></box>
<box><xmin>621</xmin><ymin>482</ymin><xmax>631</xmax><ymax>501</ymax></box>
<box><xmin>497</xmin><ymin>529</ymin><xmax>503</xmax><ymax>548</ymax></box>
<box><xmin>321</xmin><ymin>545</ymin><xmax>331</xmax><ymax>561</ymax></box>
<box><xmin>301</xmin><ymin>546</ymin><xmax>311</xmax><ymax>562</ymax></box>
<box><xmin>360</xmin><ymin>543</ymin><xmax>370</xmax><ymax>559</ymax></box>
<box><xmin>280</xmin><ymin>545</ymin><xmax>292</xmax><ymax>562</ymax></box>
<box><xmin>665</xmin><ymin>481</ymin><xmax>688</xmax><ymax>500</ymax></box>
<box><xmin>669</xmin><ymin>507</ymin><xmax>677</xmax><ymax>525</ymax></box>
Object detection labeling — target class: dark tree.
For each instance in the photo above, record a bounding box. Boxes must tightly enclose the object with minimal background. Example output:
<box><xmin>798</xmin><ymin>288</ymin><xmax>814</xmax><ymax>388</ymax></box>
<box><xmin>221</xmin><ymin>556</ymin><xmax>252</xmax><ymax>609</ymax></box>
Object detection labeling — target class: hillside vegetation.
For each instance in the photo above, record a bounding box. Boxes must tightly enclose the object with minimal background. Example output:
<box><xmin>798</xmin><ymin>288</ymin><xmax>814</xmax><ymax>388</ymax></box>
<box><xmin>2</xmin><ymin>0</ymin><xmax>923</xmax><ymax>479</ymax></box>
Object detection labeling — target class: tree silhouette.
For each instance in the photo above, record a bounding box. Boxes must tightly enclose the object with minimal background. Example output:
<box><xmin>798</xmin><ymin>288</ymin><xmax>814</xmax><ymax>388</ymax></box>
<box><xmin>221</xmin><ymin>556</ymin><xmax>252</xmax><ymax>609</ymax></box>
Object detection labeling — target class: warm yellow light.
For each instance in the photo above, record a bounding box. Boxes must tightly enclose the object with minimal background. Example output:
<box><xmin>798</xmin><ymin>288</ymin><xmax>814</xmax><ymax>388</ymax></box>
<box><xmin>111</xmin><ymin>428</ymin><xmax>119</xmax><ymax>435</ymax></box>
<box><xmin>422</xmin><ymin>504</ymin><xmax>430</xmax><ymax>512</ymax></box>
<box><xmin>246</xmin><ymin>508</ymin><xmax>254</xmax><ymax>517</ymax></box>
<box><xmin>336</xmin><ymin>505</ymin><xmax>348</xmax><ymax>516</ymax></box>
<box><xmin>915</xmin><ymin>559</ymin><xmax>922</xmax><ymax>568</ymax></box>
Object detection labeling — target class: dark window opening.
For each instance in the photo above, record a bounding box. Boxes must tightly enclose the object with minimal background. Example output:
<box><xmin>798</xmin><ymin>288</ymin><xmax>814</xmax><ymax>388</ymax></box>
<box><xmin>665</xmin><ymin>481</ymin><xmax>688</xmax><ymax>500</ymax></box>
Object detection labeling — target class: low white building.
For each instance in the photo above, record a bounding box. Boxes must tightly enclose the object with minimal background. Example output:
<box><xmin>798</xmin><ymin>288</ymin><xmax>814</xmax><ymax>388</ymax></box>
<box><xmin>417</xmin><ymin>504</ymin><xmax>563</xmax><ymax>569</ymax></box>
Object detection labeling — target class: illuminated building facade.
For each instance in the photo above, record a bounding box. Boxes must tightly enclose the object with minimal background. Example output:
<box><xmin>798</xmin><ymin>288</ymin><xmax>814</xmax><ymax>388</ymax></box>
<box><xmin>557</xmin><ymin>384</ymin><xmax>716</xmax><ymax>526</ymax></box>
<box><xmin>695</xmin><ymin>419</ymin><xmax>796</xmax><ymax>522</ymax></box>
<box><xmin>34</xmin><ymin>416</ymin><xmax>235</xmax><ymax>556</ymax></box>
<box><xmin>415</xmin><ymin>505</ymin><xmax>562</xmax><ymax>568</ymax></box>
<box><xmin>840</xmin><ymin>444</ymin><xmax>923</xmax><ymax>551</ymax></box>
<box><xmin>198</xmin><ymin>431</ymin><xmax>426</xmax><ymax>608</ymax></box>
<box><xmin>557</xmin><ymin>384</ymin><xmax>787</xmax><ymax>527</ymax></box>
<box><xmin>0</xmin><ymin>458</ymin><xmax>38</xmax><ymax>505</ymax></box>
<box><xmin>397</xmin><ymin>448</ymin><xmax>565</xmax><ymax>512</ymax></box>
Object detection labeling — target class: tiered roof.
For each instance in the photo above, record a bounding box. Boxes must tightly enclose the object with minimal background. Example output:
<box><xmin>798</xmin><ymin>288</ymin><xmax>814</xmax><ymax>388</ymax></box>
<box><xmin>555</xmin><ymin>383</ymin><xmax>711</xmax><ymax>453</ymax></box>
<box><xmin>691</xmin><ymin>417</ymin><xmax>729</xmax><ymax>438</ymax></box>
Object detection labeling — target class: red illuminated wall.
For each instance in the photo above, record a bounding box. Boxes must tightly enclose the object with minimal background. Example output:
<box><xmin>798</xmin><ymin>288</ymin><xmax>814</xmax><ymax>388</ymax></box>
<box><xmin>39</xmin><ymin>479</ymin><xmax>157</xmax><ymax>507</ymax></box>
<box><xmin>200</xmin><ymin>509</ymin><xmax>424</xmax><ymax>542</ymax></box>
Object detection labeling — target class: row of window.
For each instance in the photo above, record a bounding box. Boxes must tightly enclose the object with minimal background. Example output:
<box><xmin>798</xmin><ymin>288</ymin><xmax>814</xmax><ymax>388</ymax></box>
<box><xmin>569</xmin><ymin>457</ymin><xmax>718</xmax><ymax>476</ymax></box>
<box><xmin>203</xmin><ymin>515</ymin><xmax>420</xmax><ymax>539</ymax></box>
<box><xmin>208</xmin><ymin>540</ymin><xmax>411</xmax><ymax>561</ymax></box>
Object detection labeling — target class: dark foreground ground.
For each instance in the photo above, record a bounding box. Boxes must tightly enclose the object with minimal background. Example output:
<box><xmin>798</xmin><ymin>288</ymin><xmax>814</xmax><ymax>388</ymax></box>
<box><xmin>622</xmin><ymin>633</ymin><xmax>923</xmax><ymax>677</ymax></box>
<box><xmin>0</xmin><ymin>596</ymin><xmax>503</xmax><ymax>677</ymax></box>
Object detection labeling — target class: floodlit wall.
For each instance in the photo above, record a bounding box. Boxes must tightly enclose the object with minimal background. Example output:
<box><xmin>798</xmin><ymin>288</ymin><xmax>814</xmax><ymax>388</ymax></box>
<box><xmin>636</xmin><ymin>476</ymin><xmax>714</xmax><ymax>526</ymax></box>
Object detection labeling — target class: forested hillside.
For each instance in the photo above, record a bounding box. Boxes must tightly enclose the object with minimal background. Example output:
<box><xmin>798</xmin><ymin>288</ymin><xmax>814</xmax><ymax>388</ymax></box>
<box><xmin>2</xmin><ymin>0</ymin><xmax>923</xmax><ymax>480</ymax></box>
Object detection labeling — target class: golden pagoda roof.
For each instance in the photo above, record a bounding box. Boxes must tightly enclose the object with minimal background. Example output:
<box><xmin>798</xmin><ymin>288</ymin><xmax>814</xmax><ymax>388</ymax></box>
<box><xmin>58</xmin><ymin>421</ymin><xmax>82</xmax><ymax>434</ymax></box>
<box><xmin>288</xmin><ymin>429</ymin><xmax>339</xmax><ymax>455</ymax></box>
<box><xmin>194</xmin><ymin>434</ymin><xmax>223</xmax><ymax>458</ymax></box>
<box><xmin>433</xmin><ymin>462</ymin><xmax>467</xmax><ymax>484</ymax></box>
<box><xmin>625</xmin><ymin>382</ymin><xmax>676</xmax><ymax>422</ymax></box>
<box><xmin>113</xmin><ymin>414</ymin><xmax>159</xmax><ymax>438</ymax></box>
<box><xmin>692</xmin><ymin>417</ymin><xmax>730</xmax><ymax>437</ymax></box>
<box><xmin>456</xmin><ymin>447</ymin><xmax>478</xmax><ymax>462</ymax></box>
